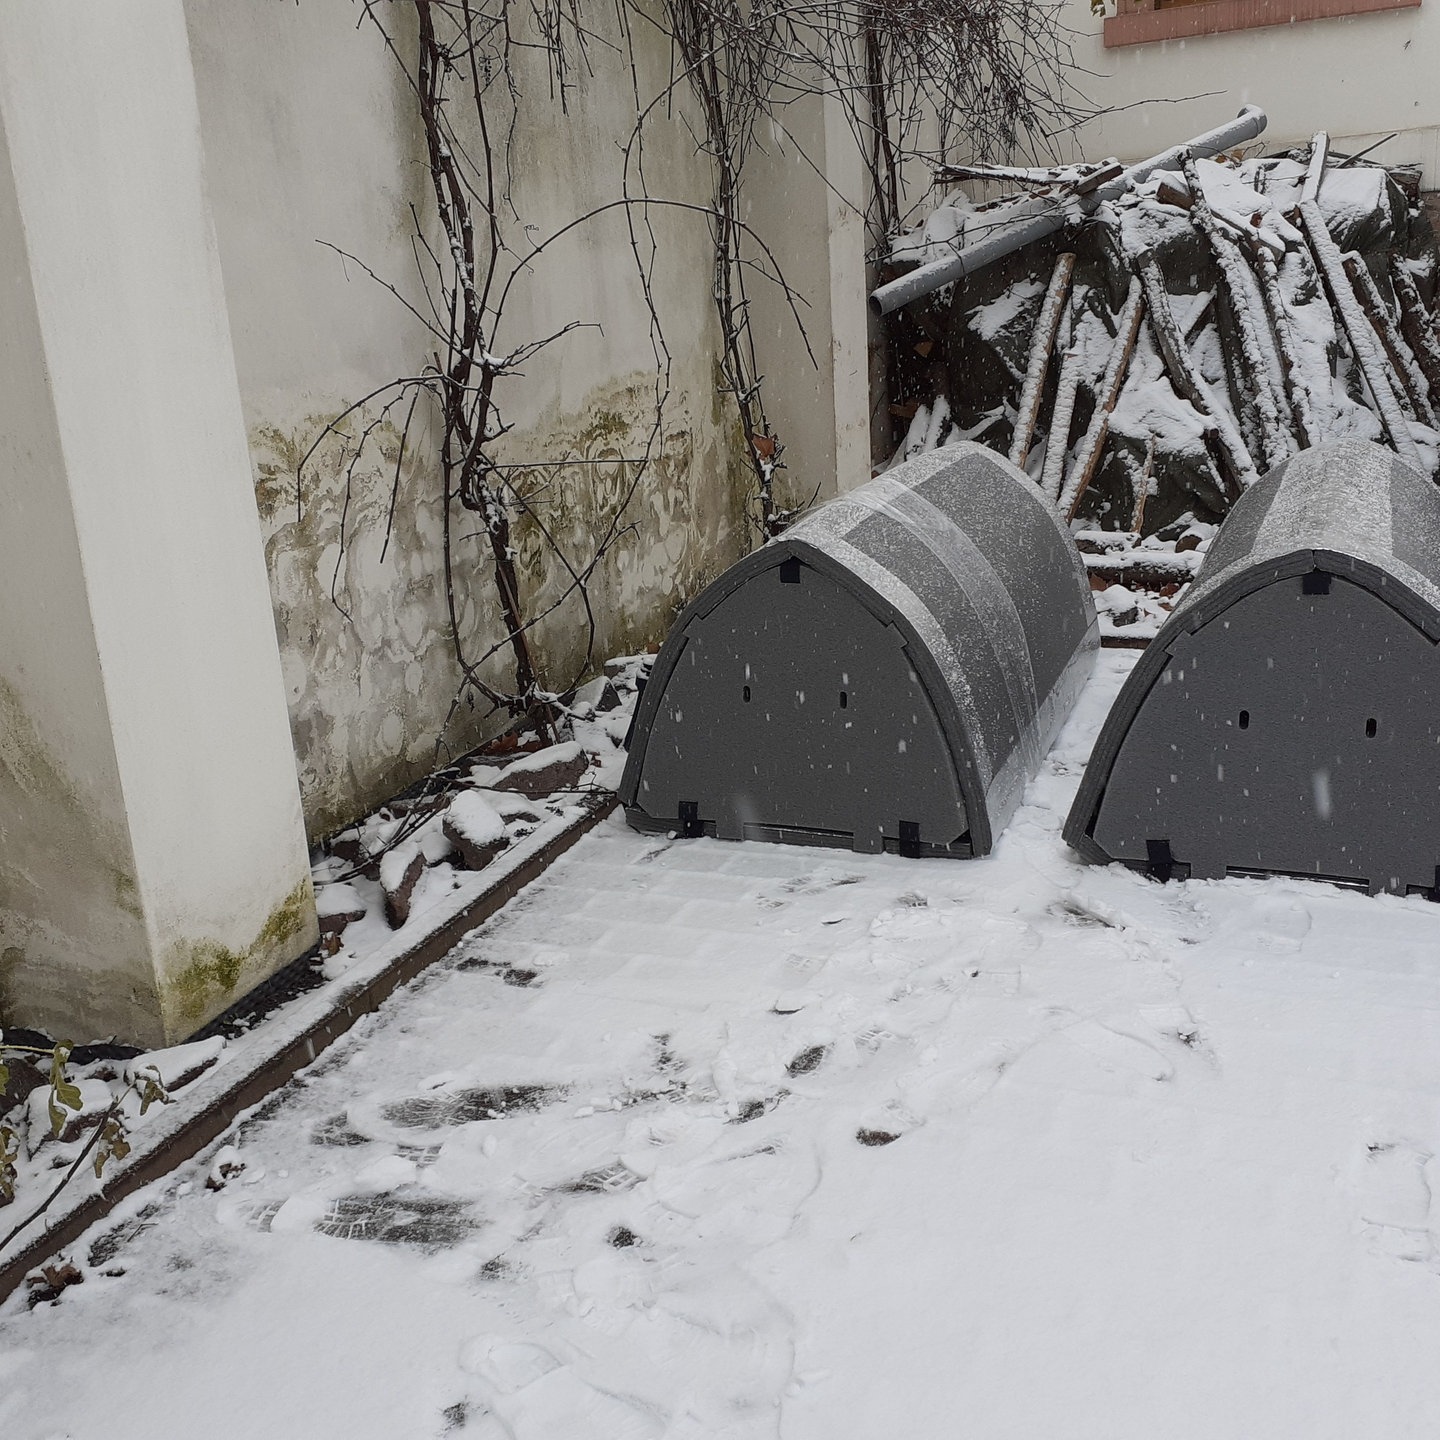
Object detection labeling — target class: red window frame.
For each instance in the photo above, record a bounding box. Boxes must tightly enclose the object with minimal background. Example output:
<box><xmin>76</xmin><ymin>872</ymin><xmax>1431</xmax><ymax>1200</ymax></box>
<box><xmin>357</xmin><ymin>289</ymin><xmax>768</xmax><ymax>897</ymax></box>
<box><xmin>1104</xmin><ymin>0</ymin><xmax>1419</xmax><ymax>49</ymax></box>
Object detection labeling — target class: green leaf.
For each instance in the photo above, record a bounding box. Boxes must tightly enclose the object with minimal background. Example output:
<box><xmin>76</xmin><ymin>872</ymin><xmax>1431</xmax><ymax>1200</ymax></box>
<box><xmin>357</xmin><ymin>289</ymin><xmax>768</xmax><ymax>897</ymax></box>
<box><xmin>135</xmin><ymin>1070</ymin><xmax>169</xmax><ymax>1116</ymax></box>
<box><xmin>46</xmin><ymin>1046</ymin><xmax>83</xmax><ymax>1136</ymax></box>
<box><xmin>49</xmin><ymin>1077</ymin><xmax>84</xmax><ymax>1128</ymax></box>
<box><xmin>0</xmin><ymin>1122</ymin><xmax>17</xmax><ymax>1203</ymax></box>
<box><xmin>94</xmin><ymin>1114</ymin><xmax>131</xmax><ymax>1178</ymax></box>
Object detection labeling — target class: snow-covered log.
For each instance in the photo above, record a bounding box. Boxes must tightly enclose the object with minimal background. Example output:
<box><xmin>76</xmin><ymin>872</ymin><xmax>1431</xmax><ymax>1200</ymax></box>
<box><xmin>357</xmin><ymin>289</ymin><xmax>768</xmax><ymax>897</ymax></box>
<box><xmin>1252</xmin><ymin>242</ymin><xmax>1315</xmax><ymax>448</ymax></box>
<box><xmin>1300</xmin><ymin>131</ymin><xmax>1329</xmax><ymax>205</ymax></box>
<box><xmin>1342</xmin><ymin>254</ymin><xmax>1436</xmax><ymax>426</ymax></box>
<box><xmin>1390</xmin><ymin>259</ymin><xmax>1440</xmax><ymax>407</ymax></box>
<box><xmin>1298</xmin><ymin>199</ymin><xmax>1423</xmax><ymax>468</ymax></box>
<box><xmin>1058</xmin><ymin>280</ymin><xmax>1145</xmax><ymax>521</ymax></box>
<box><xmin>1133</xmin><ymin>437</ymin><xmax>1156</xmax><ymax>532</ymax></box>
<box><xmin>1182</xmin><ymin>158</ymin><xmax>1290</xmax><ymax>472</ymax></box>
<box><xmin>1008</xmin><ymin>252</ymin><xmax>1075</xmax><ymax>468</ymax></box>
<box><xmin>1135</xmin><ymin>251</ymin><xmax>1257</xmax><ymax>499</ymax></box>
<box><xmin>1040</xmin><ymin>345</ymin><xmax>1086</xmax><ymax>502</ymax></box>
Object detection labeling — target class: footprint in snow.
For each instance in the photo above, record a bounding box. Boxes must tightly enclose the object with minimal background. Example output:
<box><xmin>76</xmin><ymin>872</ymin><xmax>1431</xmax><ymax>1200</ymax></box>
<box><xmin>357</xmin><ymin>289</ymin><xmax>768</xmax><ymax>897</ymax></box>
<box><xmin>855</xmin><ymin>1100</ymin><xmax>923</xmax><ymax>1147</ymax></box>
<box><xmin>1356</xmin><ymin>1141</ymin><xmax>1436</xmax><ymax>1262</ymax></box>
<box><xmin>1058</xmin><ymin>1020</ymin><xmax>1175</xmax><ymax>1084</ymax></box>
<box><xmin>458</xmin><ymin>1338</ymin><xmax>660</xmax><ymax>1440</ymax></box>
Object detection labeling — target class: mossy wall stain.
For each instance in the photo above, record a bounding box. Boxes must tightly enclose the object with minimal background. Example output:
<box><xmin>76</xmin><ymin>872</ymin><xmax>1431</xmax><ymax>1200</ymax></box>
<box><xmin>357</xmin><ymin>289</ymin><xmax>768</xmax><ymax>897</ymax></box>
<box><xmin>255</xmin><ymin>371</ymin><xmax>749</xmax><ymax>841</ymax></box>
<box><xmin>161</xmin><ymin>878</ymin><xmax>314</xmax><ymax>1035</ymax></box>
<box><xmin>499</xmin><ymin>373</ymin><xmax>749</xmax><ymax>690</ymax></box>
<box><xmin>251</xmin><ymin>406</ymin><xmax>509</xmax><ymax>841</ymax></box>
<box><xmin>0</xmin><ymin>677</ymin><xmax>158</xmax><ymax>1042</ymax></box>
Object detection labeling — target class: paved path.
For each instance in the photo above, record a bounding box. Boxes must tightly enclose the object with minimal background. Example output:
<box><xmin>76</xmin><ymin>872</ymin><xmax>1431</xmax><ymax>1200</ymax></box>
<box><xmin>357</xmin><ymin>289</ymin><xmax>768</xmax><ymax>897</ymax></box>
<box><xmin>6</xmin><ymin>652</ymin><xmax>1440</xmax><ymax>1439</ymax></box>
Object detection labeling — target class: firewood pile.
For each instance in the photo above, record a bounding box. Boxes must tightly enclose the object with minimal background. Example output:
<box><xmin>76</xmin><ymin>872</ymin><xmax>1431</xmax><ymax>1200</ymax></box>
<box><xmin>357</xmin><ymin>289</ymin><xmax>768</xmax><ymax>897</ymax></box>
<box><xmin>878</xmin><ymin>123</ymin><xmax>1440</xmax><ymax>643</ymax></box>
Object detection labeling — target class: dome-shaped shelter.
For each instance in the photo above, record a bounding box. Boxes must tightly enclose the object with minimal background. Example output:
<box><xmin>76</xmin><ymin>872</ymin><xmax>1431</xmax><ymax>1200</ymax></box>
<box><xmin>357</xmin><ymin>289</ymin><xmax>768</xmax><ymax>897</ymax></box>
<box><xmin>619</xmin><ymin>443</ymin><xmax>1098</xmax><ymax>857</ymax></box>
<box><xmin>1065</xmin><ymin>439</ymin><xmax>1440</xmax><ymax>895</ymax></box>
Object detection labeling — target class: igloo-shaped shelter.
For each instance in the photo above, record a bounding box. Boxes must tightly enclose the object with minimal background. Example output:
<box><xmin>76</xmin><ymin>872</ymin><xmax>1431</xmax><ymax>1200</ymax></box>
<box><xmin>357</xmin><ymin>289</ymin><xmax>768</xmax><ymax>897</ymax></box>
<box><xmin>1065</xmin><ymin>439</ymin><xmax>1440</xmax><ymax>896</ymax></box>
<box><xmin>619</xmin><ymin>443</ymin><xmax>1098</xmax><ymax>857</ymax></box>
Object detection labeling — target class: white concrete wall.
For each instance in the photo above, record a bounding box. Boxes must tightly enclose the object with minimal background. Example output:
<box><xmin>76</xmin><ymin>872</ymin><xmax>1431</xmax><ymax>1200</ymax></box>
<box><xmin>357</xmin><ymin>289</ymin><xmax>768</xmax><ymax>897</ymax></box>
<box><xmin>0</xmin><ymin>0</ymin><xmax>317</xmax><ymax>1044</ymax></box>
<box><xmin>1073</xmin><ymin>3</ymin><xmax>1440</xmax><ymax>182</ymax></box>
<box><xmin>183</xmin><ymin>0</ymin><xmax>755</xmax><ymax>837</ymax></box>
<box><xmin>0</xmin><ymin>98</ymin><xmax>155</xmax><ymax>1043</ymax></box>
<box><xmin>744</xmin><ymin>90</ymin><xmax>875</xmax><ymax>508</ymax></box>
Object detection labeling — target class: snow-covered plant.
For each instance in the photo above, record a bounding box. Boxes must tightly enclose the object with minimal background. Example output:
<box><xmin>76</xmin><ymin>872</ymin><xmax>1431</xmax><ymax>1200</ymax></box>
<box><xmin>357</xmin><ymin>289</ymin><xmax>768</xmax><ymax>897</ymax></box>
<box><xmin>0</xmin><ymin>1035</ymin><xmax>170</xmax><ymax>1252</ymax></box>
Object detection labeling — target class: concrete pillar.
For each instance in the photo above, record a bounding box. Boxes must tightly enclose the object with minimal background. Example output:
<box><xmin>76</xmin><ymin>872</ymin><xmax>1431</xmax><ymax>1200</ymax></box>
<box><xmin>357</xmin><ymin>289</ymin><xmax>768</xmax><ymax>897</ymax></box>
<box><xmin>0</xmin><ymin>0</ymin><xmax>317</xmax><ymax>1046</ymax></box>
<box><xmin>745</xmin><ymin>90</ymin><xmax>874</xmax><ymax>510</ymax></box>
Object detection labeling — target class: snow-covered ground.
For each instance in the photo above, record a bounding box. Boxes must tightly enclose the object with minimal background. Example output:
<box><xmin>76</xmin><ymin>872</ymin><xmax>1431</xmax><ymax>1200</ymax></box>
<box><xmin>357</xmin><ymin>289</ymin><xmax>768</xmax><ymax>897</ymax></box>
<box><xmin>6</xmin><ymin>651</ymin><xmax>1440</xmax><ymax>1439</ymax></box>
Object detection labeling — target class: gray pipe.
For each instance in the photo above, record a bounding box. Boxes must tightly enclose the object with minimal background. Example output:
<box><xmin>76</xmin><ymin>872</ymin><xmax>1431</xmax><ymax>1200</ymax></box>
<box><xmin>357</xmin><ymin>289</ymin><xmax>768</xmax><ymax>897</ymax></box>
<box><xmin>869</xmin><ymin>105</ymin><xmax>1269</xmax><ymax>317</ymax></box>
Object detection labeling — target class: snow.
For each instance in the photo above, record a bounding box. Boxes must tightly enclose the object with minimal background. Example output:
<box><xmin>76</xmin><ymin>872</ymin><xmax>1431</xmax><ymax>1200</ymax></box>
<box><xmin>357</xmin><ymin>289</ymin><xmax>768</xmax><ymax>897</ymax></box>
<box><xmin>314</xmin><ymin>880</ymin><xmax>367</xmax><ymax>919</ymax></box>
<box><xmin>378</xmin><ymin>841</ymin><xmax>423</xmax><ymax>897</ymax></box>
<box><xmin>967</xmin><ymin>275</ymin><xmax>1044</xmax><ymax>343</ymax></box>
<box><xmin>446</xmin><ymin>791</ymin><xmax>507</xmax><ymax>849</ymax></box>
<box><xmin>1189</xmin><ymin>157</ymin><xmax>1301</xmax><ymax>251</ymax></box>
<box><xmin>9</xmin><ymin>654</ymin><xmax>1440</xmax><ymax>1436</ymax></box>
<box><xmin>493</xmin><ymin>740</ymin><xmax>585</xmax><ymax>784</ymax></box>
<box><xmin>890</xmin><ymin>200</ymin><xmax>974</xmax><ymax>267</ymax></box>
<box><xmin>123</xmin><ymin>1038</ymin><xmax>225</xmax><ymax>1093</ymax></box>
<box><xmin>1318</xmin><ymin>165</ymin><xmax>1389</xmax><ymax>237</ymax></box>
<box><xmin>1110</xmin><ymin>334</ymin><xmax>1211</xmax><ymax>461</ymax></box>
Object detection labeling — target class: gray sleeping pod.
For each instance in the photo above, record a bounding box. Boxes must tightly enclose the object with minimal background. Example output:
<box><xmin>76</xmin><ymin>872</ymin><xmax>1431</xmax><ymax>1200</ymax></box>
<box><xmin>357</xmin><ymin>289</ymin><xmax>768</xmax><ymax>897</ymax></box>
<box><xmin>619</xmin><ymin>443</ymin><xmax>1098</xmax><ymax>857</ymax></box>
<box><xmin>1065</xmin><ymin>438</ymin><xmax>1440</xmax><ymax>896</ymax></box>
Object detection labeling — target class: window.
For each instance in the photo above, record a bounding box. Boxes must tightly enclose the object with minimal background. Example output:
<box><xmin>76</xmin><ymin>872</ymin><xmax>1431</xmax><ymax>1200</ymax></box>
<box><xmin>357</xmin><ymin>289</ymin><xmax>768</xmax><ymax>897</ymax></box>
<box><xmin>1104</xmin><ymin>0</ymin><xmax>1419</xmax><ymax>48</ymax></box>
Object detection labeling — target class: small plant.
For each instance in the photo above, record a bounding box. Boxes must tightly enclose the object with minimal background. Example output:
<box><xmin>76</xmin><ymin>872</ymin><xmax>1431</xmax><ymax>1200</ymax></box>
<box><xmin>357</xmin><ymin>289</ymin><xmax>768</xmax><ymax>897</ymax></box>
<box><xmin>0</xmin><ymin>1034</ymin><xmax>170</xmax><ymax>1256</ymax></box>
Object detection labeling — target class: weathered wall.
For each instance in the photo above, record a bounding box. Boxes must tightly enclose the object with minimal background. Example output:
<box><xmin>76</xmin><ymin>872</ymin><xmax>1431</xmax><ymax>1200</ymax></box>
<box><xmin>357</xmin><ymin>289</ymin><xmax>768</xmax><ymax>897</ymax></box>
<box><xmin>1074</xmin><ymin>4</ymin><xmax>1440</xmax><ymax>184</ymax></box>
<box><xmin>184</xmin><ymin>0</ymin><xmax>755</xmax><ymax>838</ymax></box>
<box><xmin>0</xmin><ymin>0</ymin><xmax>318</xmax><ymax>1045</ymax></box>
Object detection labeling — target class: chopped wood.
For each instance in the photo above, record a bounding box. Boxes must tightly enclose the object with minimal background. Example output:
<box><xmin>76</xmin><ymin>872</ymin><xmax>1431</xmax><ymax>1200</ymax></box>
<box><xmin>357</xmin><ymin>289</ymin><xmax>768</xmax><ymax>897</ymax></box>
<box><xmin>1343</xmin><ymin>253</ymin><xmax>1435</xmax><ymax>426</ymax></box>
<box><xmin>1059</xmin><ymin>279</ymin><xmax>1145</xmax><ymax>521</ymax></box>
<box><xmin>1134</xmin><ymin>250</ymin><xmax>1256</xmax><ymax>499</ymax></box>
<box><xmin>1133</xmin><ymin>437</ymin><xmax>1156</xmax><ymax>534</ymax></box>
<box><xmin>1251</xmin><ymin>241</ymin><xmax>1315</xmax><ymax>448</ymax></box>
<box><xmin>1041</xmin><ymin>346</ymin><xmax>1086</xmax><ymax>503</ymax></box>
<box><xmin>1301</xmin><ymin>132</ymin><xmax>1329</xmax><ymax>206</ymax></box>
<box><xmin>1182</xmin><ymin>157</ymin><xmax>1291</xmax><ymax>472</ymax></box>
<box><xmin>1071</xmin><ymin>161</ymin><xmax>1125</xmax><ymax>197</ymax></box>
<box><xmin>1009</xmin><ymin>252</ymin><xmax>1076</xmax><ymax>470</ymax></box>
<box><xmin>1083</xmin><ymin>543</ymin><xmax>1201</xmax><ymax>591</ymax></box>
<box><xmin>937</xmin><ymin>162</ymin><xmax>1077</xmax><ymax>186</ymax></box>
<box><xmin>1155</xmin><ymin>178</ymin><xmax>1193</xmax><ymax>212</ymax></box>
<box><xmin>1390</xmin><ymin>258</ymin><xmax>1440</xmax><ymax>406</ymax></box>
<box><xmin>936</xmin><ymin>160</ymin><xmax>1119</xmax><ymax>192</ymax></box>
<box><xmin>1299</xmin><ymin>199</ymin><xmax>1423</xmax><ymax>467</ymax></box>
<box><xmin>1388</xmin><ymin>162</ymin><xmax>1423</xmax><ymax>204</ymax></box>
<box><xmin>1183</xmin><ymin>290</ymin><xmax>1215</xmax><ymax>344</ymax></box>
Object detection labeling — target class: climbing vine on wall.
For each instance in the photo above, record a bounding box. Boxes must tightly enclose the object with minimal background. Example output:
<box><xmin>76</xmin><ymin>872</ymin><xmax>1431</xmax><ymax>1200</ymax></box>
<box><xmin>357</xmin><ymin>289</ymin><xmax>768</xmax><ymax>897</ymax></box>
<box><xmin>303</xmin><ymin>0</ymin><xmax>1088</xmax><ymax>758</ymax></box>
